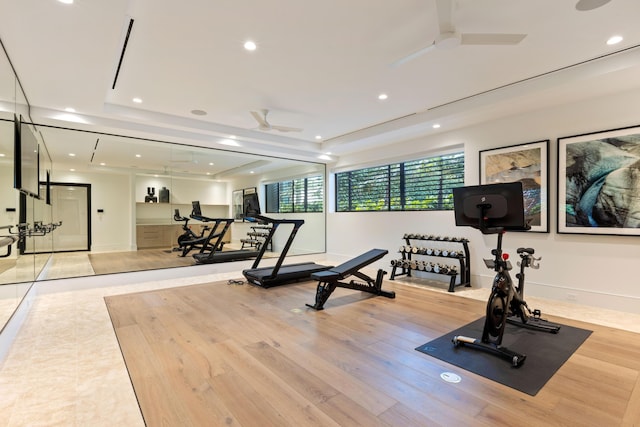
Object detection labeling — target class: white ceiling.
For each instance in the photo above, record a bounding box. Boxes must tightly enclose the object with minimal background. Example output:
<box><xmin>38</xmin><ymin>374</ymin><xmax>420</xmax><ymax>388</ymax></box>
<box><xmin>2</xmin><ymin>0</ymin><xmax>640</xmax><ymax>163</ymax></box>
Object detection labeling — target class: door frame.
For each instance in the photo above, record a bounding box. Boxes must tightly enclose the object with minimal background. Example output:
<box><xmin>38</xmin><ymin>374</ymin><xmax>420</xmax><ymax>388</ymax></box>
<box><xmin>50</xmin><ymin>182</ymin><xmax>92</xmax><ymax>252</ymax></box>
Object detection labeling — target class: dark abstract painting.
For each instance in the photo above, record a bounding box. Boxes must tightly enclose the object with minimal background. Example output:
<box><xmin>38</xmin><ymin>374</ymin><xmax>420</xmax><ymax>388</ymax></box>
<box><xmin>558</xmin><ymin>126</ymin><xmax>640</xmax><ymax>235</ymax></box>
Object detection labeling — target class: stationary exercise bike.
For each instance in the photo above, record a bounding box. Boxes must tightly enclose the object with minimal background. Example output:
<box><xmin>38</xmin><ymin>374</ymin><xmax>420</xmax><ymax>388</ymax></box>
<box><xmin>506</xmin><ymin>247</ymin><xmax>561</xmax><ymax>334</ymax></box>
<box><xmin>173</xmin><ymin>209</ymin><xmax>217</xmax><ymax>257</ymax></box>
<box><xmin>450</xmin><ymin>182</ymin><xmax>559</xmax><ymax>367</ymax></box>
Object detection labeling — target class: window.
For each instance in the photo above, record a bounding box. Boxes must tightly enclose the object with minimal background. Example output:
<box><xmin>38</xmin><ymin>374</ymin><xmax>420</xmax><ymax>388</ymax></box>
<box><xmin>266</xmin><ymin>175</ymin><xmax>324</xmax><ymax>213</ymax></box>
<box><xmin>336</xmin><ymin>152</ymin><xmax>464</xmax><ymax>212</ymax></box>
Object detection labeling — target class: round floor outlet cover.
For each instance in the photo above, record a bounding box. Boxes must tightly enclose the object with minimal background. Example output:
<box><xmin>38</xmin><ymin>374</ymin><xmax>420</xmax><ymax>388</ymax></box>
<box><xmin>440</xmin><ymin>372</ymin><xmax>462</xmax><ymax>383</ymax></box>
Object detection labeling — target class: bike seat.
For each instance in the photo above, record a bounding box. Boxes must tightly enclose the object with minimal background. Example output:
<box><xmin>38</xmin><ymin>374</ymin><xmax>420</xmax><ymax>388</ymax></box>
<box><xmin>517</xmin><ymin>247</ymin><xmax>534</xmax><ymax>255</ymax></box>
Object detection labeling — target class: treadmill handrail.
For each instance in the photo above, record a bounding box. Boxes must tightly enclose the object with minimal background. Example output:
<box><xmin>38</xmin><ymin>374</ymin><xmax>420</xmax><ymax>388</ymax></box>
<box><xmin>248</xmin><ymin>215</ymin><xmax>305</xmax><ymax>278</ymax></box>
<box><xmin>197</xmin><ymin>218</ymin><xmax>234</xmax><ymax>258</ymax></box>
<box><xmin>245</xmin><ymin>214</ymin><xmax>305</xmax><ymax>227</ymax></box>
<box><xmin>191</xmin><ymin>213</ymin><xmax>234</xmax><ymax>223</ymax></box>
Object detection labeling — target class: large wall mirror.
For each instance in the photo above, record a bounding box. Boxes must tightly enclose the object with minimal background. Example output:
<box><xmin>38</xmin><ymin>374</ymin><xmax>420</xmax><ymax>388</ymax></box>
<box><xmin>0</xmin><ymin>119</ymin><xmax>326</xmax><ymax>330</ymax></box>
<box><xmin>0</xmin><ymin>44</ymin><xmax>326</xmax><ymax>334</ymax></box>
<box><xmin>0</xmin><ymin>39</ymin><xmax>43</xmax><ymax>332</ymax></box>
<box><xmin>38</xmin><ymin>124</ymin><xmax>326</xmax><ymax>280</ymax></box>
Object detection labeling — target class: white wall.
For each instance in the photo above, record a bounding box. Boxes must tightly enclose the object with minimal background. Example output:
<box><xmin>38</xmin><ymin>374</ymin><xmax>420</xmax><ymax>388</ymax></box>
<box><xmin>327</xmin><ymin>86</ymin><xmax>640</xmax><ymax>314</ymax></box>
<box><xmin>54</xmin><ymin>169</ymin><xmax>134</xmax><ymax>252</ymax></box>
<box><xmin>135</xmin><ymin>175</ymin><xmax>229</xmax><ymax>206</ymax></box>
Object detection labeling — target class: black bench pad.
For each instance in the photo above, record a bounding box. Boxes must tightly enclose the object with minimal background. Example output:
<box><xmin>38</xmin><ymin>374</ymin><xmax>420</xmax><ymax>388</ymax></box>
<box><xmin>312</xmin><ymin>248</ymin><xmax>388</xmax><ymax>281</ymax></box>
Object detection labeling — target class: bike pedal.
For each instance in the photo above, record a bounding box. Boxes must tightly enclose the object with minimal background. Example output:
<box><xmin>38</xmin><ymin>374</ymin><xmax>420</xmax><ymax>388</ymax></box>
<box><xmin>533</xmin><ymin>309</ymin><xmax>542</xmax><ymax>318</ymax></box>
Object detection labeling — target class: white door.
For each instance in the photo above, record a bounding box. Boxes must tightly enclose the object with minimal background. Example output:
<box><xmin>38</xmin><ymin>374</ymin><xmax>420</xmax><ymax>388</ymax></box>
<box><xmin>52</xmin><ymin>184</ymin><xmax>90</xmax><ymax>252</ymax></box>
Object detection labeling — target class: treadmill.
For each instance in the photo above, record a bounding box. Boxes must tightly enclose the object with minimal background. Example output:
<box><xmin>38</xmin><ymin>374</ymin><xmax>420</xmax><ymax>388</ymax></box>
<box><xmin>190</xmin><ymin>201</ymin><xmax>261</xmax><ymax>264</ymax></box>
<box><xmin>242</xmin><ymin>214</ymin><xmax>331</xmax><ymax>288</ymax></box>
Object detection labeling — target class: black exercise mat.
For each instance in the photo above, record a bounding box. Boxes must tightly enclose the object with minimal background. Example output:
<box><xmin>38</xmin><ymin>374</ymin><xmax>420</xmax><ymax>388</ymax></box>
<box><xmin>415</xmin><ymin>317</ymin><xmax>592</xmax><ymax>396</ymax></box>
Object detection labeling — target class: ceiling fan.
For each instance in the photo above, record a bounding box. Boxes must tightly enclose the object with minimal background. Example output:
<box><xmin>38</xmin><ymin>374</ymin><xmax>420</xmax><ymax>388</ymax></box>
<box><xmin>392</xmin><ymin>0</ymin><xmax>527</xmax><ymax>67</ymax></box>
<box><xmin>250</xmin><ymin>109</ymin><xmax>303</xmax><ymax>132</ymax></box>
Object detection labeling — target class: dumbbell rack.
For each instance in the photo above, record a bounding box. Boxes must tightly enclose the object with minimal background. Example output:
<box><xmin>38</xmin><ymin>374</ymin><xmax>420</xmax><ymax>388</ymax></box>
<box><xmin>240</xmin><ymin>225</ymin><xmax>273</xmax><ymax>251</ymax></box>
<box><xmin>390</xmin><ymin>234</ymin><xmax>471</xmax><ymax>292</ymax></box>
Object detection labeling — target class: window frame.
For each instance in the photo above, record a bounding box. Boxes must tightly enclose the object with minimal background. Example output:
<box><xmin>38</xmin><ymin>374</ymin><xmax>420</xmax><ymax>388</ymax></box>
<box><xmin>265</xmin><ymin>175</ymin><xmax>324</xmax><ymax>213</ymax></box>
<box><xmin>335</xmin><ymin>152</ymin><xmax>464</xmax><ymax>212</ymax></box>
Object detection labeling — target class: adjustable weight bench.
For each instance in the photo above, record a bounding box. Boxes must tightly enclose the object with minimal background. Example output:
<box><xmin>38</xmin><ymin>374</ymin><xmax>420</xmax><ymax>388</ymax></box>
<box><xmin>306</xmin><ymin>248</ymin><xmax>395</xmax><ymax>310</ymax></box>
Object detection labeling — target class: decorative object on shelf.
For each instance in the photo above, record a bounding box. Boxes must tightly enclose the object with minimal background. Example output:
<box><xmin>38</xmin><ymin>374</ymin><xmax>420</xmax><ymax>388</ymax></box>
<box><xmin>390</xmin><ymin>233</ymin><xmax>470</xmax><ymax>292</ymax></box>
<box><xmin>480</xmin><ymin>140</ymin><xmax>549</xmax><ymax>233</ymax></box>
<box><xmin>145</xmin><ymin>187</ymin><xmax>157</xmax><ymax>203</ymax></box>
<box><xmin>159</xmin><ymin>186</ymin><xmax>170</xmax><ymax>203</ymax></box>
<box><xmin>558</xmin><ymin>125</ymin><xmax>640</xmax><ymax>236</ymax></box>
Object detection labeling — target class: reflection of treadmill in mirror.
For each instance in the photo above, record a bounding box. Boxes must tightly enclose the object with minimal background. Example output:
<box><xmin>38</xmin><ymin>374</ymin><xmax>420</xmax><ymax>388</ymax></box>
<box><xmin>242</xmin><ymin>215</ymin><xmax>331</xmax><ymax>288</ymax></box>
<box><xmin>190</xmin><ymin>201</ymin><xmax>260</xmax><ymax>264</ymax></box>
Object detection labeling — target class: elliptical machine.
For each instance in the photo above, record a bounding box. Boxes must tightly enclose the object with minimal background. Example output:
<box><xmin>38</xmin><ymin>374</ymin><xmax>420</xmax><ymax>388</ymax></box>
<box><xmin>450</xmin><ymin>182</ymin><xmax>559</xmax><ymax>367</ymax></box>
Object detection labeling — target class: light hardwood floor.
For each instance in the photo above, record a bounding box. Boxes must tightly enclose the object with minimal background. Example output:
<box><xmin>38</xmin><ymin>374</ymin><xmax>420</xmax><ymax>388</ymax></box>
<box><xmin>105</xmin><ymin>279</ymin><xmax>640</xmax><ymax>427</ymax></box>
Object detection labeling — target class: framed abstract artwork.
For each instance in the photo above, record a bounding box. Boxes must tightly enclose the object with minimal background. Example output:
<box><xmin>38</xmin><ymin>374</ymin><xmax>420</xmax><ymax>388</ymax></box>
<box><xmin>558</xmin><ymin>125</ymin><xmax>640</xmax><ymax>236</ymax></box>
<box><xmin>480</xmin><ymin>140</ymin><xmax>549</xmax><ymax>233</ymax></box>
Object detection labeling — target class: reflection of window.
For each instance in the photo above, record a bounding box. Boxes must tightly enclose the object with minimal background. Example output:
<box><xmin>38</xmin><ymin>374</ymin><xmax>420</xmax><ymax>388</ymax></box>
<box><xmin>266</xmin><ymin>176</ymin><xmax>323</xmax><ymax>213</ymax></box>
<box><xmin>336</xmin><ymin>152</ymin><xmax>464</xmax><ymax>212</ymax></box>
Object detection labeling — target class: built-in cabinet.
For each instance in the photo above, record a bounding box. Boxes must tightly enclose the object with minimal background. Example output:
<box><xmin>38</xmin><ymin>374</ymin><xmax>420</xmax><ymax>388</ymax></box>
<box><xmin>135</xmin><ymin>203</ymin><xmax>231</xmax><ymax>249</ymax></box>
<box><xmin>134</xmin><ymin>175</ymin><xmax>232</xmax><ymax>250</ymax></box>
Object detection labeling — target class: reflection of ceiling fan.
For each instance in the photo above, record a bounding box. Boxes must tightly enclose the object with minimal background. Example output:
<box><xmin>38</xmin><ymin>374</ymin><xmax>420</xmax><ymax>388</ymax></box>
<box><xmin>250</xmin><ymin>109</ymin><xmax>303</xmax><ymax>132</ymax></box>
<box><xmin>392</xmin><ymin>0</ymin><xmax>527</xmax><ymax>67</ymax></box>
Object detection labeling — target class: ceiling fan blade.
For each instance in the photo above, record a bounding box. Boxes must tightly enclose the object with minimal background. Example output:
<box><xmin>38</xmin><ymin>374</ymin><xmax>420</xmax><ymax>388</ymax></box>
<box><xmin>435</xmin><ymin>0</ymin><xmax>454</xmax><ymax>33</ymax></box>
<box><xmin>391</xmin><ymin>42</ymin><xmax>436</xmax><ymax>67</ymax></box>
<box><xmin>250</xmin><ymin>110</ymin><xmax>269</xmax><ymax>127</ymax></box>
<box><xmin>270</xmin><ymin>125</ymin><xmax>303</xmax><ymax>133</ymax></box>
<box><xmin>460</xmin><ymin>33</ymin><xmax>527</xmax><ymax>45</ymax></box>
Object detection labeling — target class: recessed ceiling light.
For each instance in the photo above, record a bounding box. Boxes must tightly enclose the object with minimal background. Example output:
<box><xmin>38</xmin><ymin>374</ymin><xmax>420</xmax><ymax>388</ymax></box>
<box><xmin>65</xmin><ymin>107</ymin><xmax>76</xmax><ymax>113</ymax></box>
<box><xmin>244</xmin><ymin>40</ymin><xmax>257</xmax><ymax>51</ymax></box>
<box><xmin>209</xmin><ymin>162</ymin><xmax>214</xmax><ymax>166</ymax></box>
<box><xmin>378</xmin><ymin>93</ymin><xmax>388</xmax><ymax>100</ymax></box>
<box><xmin>230</xmin><ymin>135</ymin><xmax>237</xmax><ymax>139</ymax></box>
<box><xmin>250</xmin><ymin>171</ymin><xmax>255</xmax><ymax>174</ymax></box>
<box><xmin>135</xmin><ymin>154</ymin><xmax>141</xmax><ymax>158</ymax></box>
<box><xmin>58</xmin><ymin>0</ymin><xmax>73</xmax><ymax>4</ymax></box>
<box><xmin>607</xmin><ymin>35</ymin><xmax>623</xmax><ymax>45</ymax></box>
<box><xmin>206</xmin><ymin>172</ymin><xmax>211</xmax><ymax>175</ymax></box>
<box><xmin>68</xmin><ymin>153</ymin><xmax>76</xmax><ymax>157</ymax></box>
<box><xmin>100</xmin><ymin>162</ymin><xmax>106</xmax><ymax>166</ymax></box>
<box><xmin>432</xmin><ymin>124</ymin><xmax>441</xmax><ymax>129</ymax></box>
<box><xmin>191</xmin><ymin>109</ymin><xmax>207</xmax><ymax>116</ymax></box>
<box><xmin>315</xmin><ymin>135</ymin><xmax>322</xmax><ymax>140</ymax></box>
<box><xmin>220</xmin><ymin>139</ymin><xmax>240</xmax><ymax>147</ymax></box>
<box><xmin>69</xmin><ymin>168</ymin><xmax>75</xmax><ymax>172</ymax></box>
<box><xmin>132</xmin><ymin>97</ymin><xmax>143</xmax><ymax>104</ymax></box>
<box><xmin>0</xmin><ymin>153</ymin><xmax>5</xmax><ymax>157</ymax></box>
<box><xmin>318</xmin><ymin>154</ymin><xmax>332</xmax><ymax>161</ymax></box>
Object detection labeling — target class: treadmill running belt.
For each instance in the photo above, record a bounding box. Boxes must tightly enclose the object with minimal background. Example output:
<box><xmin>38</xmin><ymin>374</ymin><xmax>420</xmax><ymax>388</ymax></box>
<box><xmin>243</xmin><ymin>262</ymin><xmax>330</xmax><ymax>288</ymax></box>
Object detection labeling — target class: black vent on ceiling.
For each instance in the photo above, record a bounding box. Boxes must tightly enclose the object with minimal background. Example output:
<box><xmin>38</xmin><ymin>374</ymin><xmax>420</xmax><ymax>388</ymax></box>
<box><xmin>111</xmin><ymin>18</ymin><xmax>135</xmax><ymax>90</ymax></box>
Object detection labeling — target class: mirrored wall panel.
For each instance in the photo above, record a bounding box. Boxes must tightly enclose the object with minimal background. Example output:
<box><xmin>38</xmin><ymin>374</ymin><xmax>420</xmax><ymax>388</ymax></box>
<box><xmin>31</xmin><ymin>124</ymin><xmax>326</xmax><ymax>280</ymax></box>
<box><xmin>0</xmin><ymin>41</ymin><xmax>325</xmax><ymax>334</ymax></box>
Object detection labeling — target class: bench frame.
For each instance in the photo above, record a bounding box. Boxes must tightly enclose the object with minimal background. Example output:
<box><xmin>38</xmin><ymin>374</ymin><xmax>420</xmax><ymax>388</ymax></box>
<box><xmin>306</xmin><ymin>249</ymin><xmax>395</xmax><ymax>310</ymax></box>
